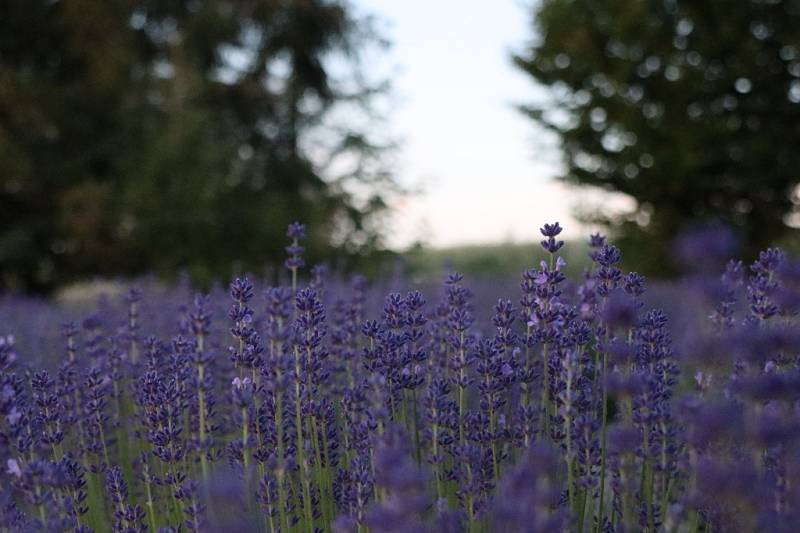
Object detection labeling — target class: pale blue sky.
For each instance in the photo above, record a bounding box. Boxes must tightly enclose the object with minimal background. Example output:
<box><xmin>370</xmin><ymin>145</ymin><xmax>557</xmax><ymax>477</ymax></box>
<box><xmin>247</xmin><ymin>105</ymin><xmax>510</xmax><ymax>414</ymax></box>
<box><xmin>354</xmin><ymin>0</ymin><xmax>579</xmax><ymax>248</ymax></box>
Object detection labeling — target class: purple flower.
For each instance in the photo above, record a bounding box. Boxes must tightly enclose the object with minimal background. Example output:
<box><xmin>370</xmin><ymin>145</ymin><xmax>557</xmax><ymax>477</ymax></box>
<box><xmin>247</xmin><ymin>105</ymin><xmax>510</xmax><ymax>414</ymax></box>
<box><xmin>287</xmin><ymin>222</ymin><xmax>306</xmax><ymax>240</ymax></box>
<box><xmin>364</xmin><ymin>426</ymin><xmax>430</xmax><ymax>533</ymax></box>
<box><xmin>540</xmin><ymin>222</ymin><xmax>565</xmax><ymax>254</ymax></box>
<box><xmin>674</xmin><ymin>223</ymin><xmax>740</xmax><ymax>272</ymax></box>
<box><xmin>490</xmin><ymin>444</ymin><xmax>569</xmax><ymax>531</ymax></box>
<box><xmin>105</xmin><ymin>466</ymin><xmax>147</xmax><ymax>532</ymax></box>
<box><xmin>6</xmin><ymin>459</ymin><xmax>21</xmax><ymax>478</ymax></box>
<box><xmin>285</xmin><ymin>222</ymin><xmax>306</xmax><ymax>272</ymax></box>
<box><xmin>589</xmin><ymin>232</ymin><xmax>606</xmax><ymax>248</ymax></box>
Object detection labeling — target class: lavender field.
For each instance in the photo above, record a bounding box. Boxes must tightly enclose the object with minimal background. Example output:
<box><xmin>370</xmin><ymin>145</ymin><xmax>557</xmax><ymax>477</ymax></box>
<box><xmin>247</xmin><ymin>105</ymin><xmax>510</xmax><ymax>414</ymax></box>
<box><xmin>1</xmin><ymin>221</ymin><xmax>799</xmax><ymax>533</ymax></box>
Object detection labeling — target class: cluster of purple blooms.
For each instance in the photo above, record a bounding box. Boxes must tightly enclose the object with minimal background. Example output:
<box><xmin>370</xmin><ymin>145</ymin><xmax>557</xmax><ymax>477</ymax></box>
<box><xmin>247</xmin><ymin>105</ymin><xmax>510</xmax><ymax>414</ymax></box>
<box><xmin>2</xmin><ymin>221</ymin><xmax>800</xmax><ymax>532</ymax></box>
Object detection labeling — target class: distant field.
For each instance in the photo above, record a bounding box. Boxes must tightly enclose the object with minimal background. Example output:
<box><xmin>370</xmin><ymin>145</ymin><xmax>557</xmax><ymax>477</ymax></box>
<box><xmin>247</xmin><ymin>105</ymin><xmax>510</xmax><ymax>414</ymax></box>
<box><xmin>402</xmin><ymin>239</ymin><xmax>593</xmax><ymax>282</ymax></box>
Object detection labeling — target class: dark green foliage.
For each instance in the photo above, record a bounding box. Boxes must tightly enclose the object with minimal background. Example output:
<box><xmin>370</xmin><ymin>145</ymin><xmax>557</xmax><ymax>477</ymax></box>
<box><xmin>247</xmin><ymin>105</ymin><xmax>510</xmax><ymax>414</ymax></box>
<box><xmin>515</xmin><ymin>0</ymin><xmax>800</xmax><ymax>274</ymax></box>
<box><xmin>0</xmin><ymin>0</ymin><xmax>396</xmax><ymax>292</ymax></box>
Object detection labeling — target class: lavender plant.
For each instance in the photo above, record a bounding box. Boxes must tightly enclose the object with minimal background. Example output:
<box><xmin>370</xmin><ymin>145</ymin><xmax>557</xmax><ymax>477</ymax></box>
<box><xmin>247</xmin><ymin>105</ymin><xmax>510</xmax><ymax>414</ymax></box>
<box><xmin>1</xmin><ymin>221</ymin><xmax>799</xmax><ymax>532</ymax></box>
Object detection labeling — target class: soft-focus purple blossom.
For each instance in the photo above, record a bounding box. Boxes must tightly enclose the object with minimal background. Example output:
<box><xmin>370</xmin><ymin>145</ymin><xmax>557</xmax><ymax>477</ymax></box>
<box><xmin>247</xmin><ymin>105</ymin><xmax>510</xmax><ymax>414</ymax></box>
<box><xmin>285</xmin><ymin>222</ymin><xmax>306</xmax><ymax>272</ymax></box>
<box><xmin>490</xmin><ymin>444</ymin><xmax>570</xmax><ymax>531</ymax></box>
<box><xmin>674</xmin><ymin>223</ymin><xmax>740</xmax><ymax>272</ymax></box>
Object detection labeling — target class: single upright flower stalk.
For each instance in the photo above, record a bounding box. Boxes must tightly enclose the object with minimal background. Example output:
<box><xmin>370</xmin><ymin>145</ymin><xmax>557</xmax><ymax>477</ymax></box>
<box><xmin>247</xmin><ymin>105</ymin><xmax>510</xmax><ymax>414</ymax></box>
<box><xmin>190</xmin><ymin>293</ymin><xmax>212</xmax><ymax>481</ymax></box>
<box><xmin>444</xmin><ymin>274</ymin><xmax>473</xmax><ymax>446</ymax></box>
<box><xmin>125</xmin><ymin>287</ymin><xmax>142</xmax><ymax>365</ymax></box>
<box><xmin>592</xmin><ymin>243</ymin><xmax>623</xmax><ymax>531</ymax></box>
<box><xmin>265</xmin><ymin>285</ymin><xmax>293</xmax><ymax>532</ymax></box>
<box><xmin>286</xmin><ymin>222</ymin><xmax>306</xmax><ymax>295</ymax></box>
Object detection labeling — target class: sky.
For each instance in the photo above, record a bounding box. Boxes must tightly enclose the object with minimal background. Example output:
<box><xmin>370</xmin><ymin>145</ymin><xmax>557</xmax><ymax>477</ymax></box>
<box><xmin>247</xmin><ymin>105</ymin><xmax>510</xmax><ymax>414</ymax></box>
<box><xmin>354</xmin><ymin>0</ymin><xmax>580</xmax><ymax>249</ymax></box>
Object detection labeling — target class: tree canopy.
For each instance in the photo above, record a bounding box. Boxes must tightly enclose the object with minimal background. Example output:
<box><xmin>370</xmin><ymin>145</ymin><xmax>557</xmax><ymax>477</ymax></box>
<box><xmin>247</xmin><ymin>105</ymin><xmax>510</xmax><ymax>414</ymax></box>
<box><xmin>515</xmin><ymin>0</ymin><xmax>800</xmax><ymax>272</ymax></box>
<box><xmin>0</xmin><ymin>0</ymin><xmax>396</xmax><ymax>292</ymax></box>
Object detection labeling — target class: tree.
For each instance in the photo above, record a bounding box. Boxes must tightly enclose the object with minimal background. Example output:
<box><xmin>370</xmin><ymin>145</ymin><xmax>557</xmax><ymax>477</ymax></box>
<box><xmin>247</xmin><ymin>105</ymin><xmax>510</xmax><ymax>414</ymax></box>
<box><xmin>514</xmin><ymin>0</ymin><xmax>800</xmax><ymax>273</ymax></box>
<box><xmin>0</xmin><ymin>0</ymin><xmax>397</xmax><ymax>292</ymax></box>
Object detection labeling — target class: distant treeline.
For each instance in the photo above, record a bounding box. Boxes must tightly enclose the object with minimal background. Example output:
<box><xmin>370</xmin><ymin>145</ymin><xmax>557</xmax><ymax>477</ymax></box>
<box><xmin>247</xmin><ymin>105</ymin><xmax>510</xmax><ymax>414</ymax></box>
<box><xmin>515</xmin><ymin>0</ymin><xmax>800</xmax><ymax>273</ymax></box>
<box><xmin>0</xmin><ymin>0</ymin><xmax>397</xmax><ymax>292</ymax></box>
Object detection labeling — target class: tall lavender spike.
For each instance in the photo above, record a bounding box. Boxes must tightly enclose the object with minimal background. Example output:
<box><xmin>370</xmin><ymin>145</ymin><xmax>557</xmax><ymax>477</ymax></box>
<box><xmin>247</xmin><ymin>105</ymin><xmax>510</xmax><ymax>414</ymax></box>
<box><xmin>309</xmin><ymin>264</ymin><xmax>328</xmax><ymax>300</ymax></box>
<box><xmin>338</xmin><ymin>383</ymin><xmax>375</xmax><ymax>526</ymax></box>
<box><xmin>189</xmin><ymin>294</ymin><xmax>215</xmax><ymax>480</ymax></box>
<box><xmin>443</xmin><ymin>273</ymin><xmax>475</xmax><ymax>447</ymax></box>
<box><xmin>82</xmin><ymin>314</ymin><xmax>107</xmax><ymax>365</ymax></box>
<box><xmin>229</xmin><ymin>277</ymin><xmax>263</xmax><ymax>381</ymax></box>
<box><xmin>593</xmin><ymin>244</ymin><xmax>623</xmax><ymax>297</ymax></box>
<box><xmin>540</xmin><ymin>222</ymin><xmax>565</xmax><ymax>254</ymax></box>
<box><xmin>106</xmin><ymin>465</ymin><xmax>147</xmax><ymax>532</ymax></box>
<box><xmin>399</xmin><ymin>291</ymin><xmax>427</xmax><ymax>403</ymax></box>
<box><xmin>31</xmin><ymin>370</ymin><xmax>64</xmax><ymax>460</ymax></box>
<box><xmin>423</xmin><ymin>376</ymin><xmax>457</xmax><ymax>501</ymax></box>
<box><xmin>176</xmin><ymin>478</ymin><xmax>205</xmax><ymax>533</ymax></box>
<box><xmin>710</xmin><ymin>260</ymin><xmax>745</xmax><ymax>330</ymax></box>
<box><xmin>60</xmin><ymin>455</ymin><xmax>89</xmax><ymax>526</ymax></box>
<box><xmin>9</xmin><ymin>459</ymin><xmax>65</xmax><ymax>529</ymax></box>
<box><xmin>328</xmin><ymin>276</ymin><xmax>369</xmax><ymax>393</ymax></box>
<box><xmin>290</xmin><ymin>286</ymin><xmax>328</xmax><ymax>530</ymax></box>
<box><xmin>124</xmin><ymin>287</ymin><xmax>142</xmax><ymax>364</ymax></box>
<box><xmin>473</xmin><ymin>338</ymin><xmax>504</xmax><ymax>483</ymax></box>
<box><xmin>746</xmin><ymin>248</ymin><xmax>785</xmax><ymax>324</ymax></box>
<box><xmin>231</xmin><ymin>374</ymin><xmax>255</xmax><ymax>471</ymax></box>
<box><xmin>522</xmin><ymin>230</ymin><xmax>568</xmax><ymax>442</ymax></box>
<box><xmin>285</xmin><ymin>222</ymin><xmax>306</xmax><ymax>293</ymax></box>
<box><xmin>293</xmin><ymin>287</ymin><xmax>328</xmax><ymax>397</ymax></box>
<box><xmin>450</xmin><ymin>439</ymin><xmax>493</xmax><ymax>521</ymax></box>
<box><xmin>262</xmin><ymin>285</ymin><xmax>294</xmax><ymax>530</ymax></box>
<box><xmin>83</xmin><ymin>367</ymin><xmax>111</xmax><ymax>472</ymax></box>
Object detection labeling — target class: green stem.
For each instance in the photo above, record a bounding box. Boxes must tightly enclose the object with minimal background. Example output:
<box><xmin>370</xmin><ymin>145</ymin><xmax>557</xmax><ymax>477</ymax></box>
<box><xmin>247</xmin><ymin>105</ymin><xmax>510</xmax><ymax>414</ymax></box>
<box><xmin>294</xmin><ymin>347</ymin><xmax>313</xmax><ymax>532</ymax></box>
<box><xmin>310</xmin><ymin>416</ymin><xmax>329</xmax><ymax>530</ymax></box>
<box><xmin>432</xmin><ymin>413</ymin><xmax>442</xmax><ymax>501</ymax></box>
<box><xmin>144</xmin><ymin>467</ymin><xmax>158</xmax><ymax>532</ymax></box>
<box><xmin>490</xmin><ymin>407</ymin><xmax>499</xmax><ymax>484</ymax></box>
<box><xmin>620</xmin><ymin>460</ymin><xmax>632</xmax><ymax>531</ymax></box>
<box><xmin>458</xmin><ymin>331</ymin><xmax>466</xmax><ymax>445</ymax></box>
<box><xmin>565</xmin><ymin>425</ymin><xmax>574</xmax><ymax>513</ymax></box>
<box><xmin>578</xmin><ymin>486</ymin><xmax>588</xmax><ymax>532</ymax></box>
<box><xmin>277</xmin><ymin>469</ymin><xmax>289</xmax><ymax>533</ymax></box>
<box><xmin>275</xmin><ymin>388</ymin><xmax>289</xmax><ymax>533</ymax></box>
<box><xmin>242</xmin><ymin>406</ymin><xmax>249</xmax><ymax>472</ymax></box>
<box><xmin>411</xmin><ymin>389</ymin><xmax>421</xmax><ymax>464</ymax></box>
<box><xmin>540</xmin><ymin>344</ymin><xmax>550</xmax><ymax>439</ymax></box>
<box><xmin>197</xmin><ymin>361</ymin><xmax>209</xmax><ymax>481</ymax></box>
<box><xmin>597</xmin><ymin>351</ymin><xmax>608</xmax><ymax>531</ymax></box>
<box><xmin>660</xmin><ymin>421</ymin><xmax>669</xmax><ymax>523</ymax></box>
<box><xmin>689</xmin><ymin>510</ymin><xmax>700</xmax><ymax>533</ymax></box>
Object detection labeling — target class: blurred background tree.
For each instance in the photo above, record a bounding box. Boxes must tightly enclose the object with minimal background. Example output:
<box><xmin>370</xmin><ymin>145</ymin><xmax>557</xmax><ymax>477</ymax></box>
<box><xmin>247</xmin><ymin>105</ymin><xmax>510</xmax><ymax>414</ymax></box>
<box><xmin>515</xmin><ymin>0</ymin><xmax>800</xmax><ymax>274</ymax></box>
<box><xmin>0</xmin><ymin>0</ymin><xmax>396</xmax><ymax>292</ymax></box>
